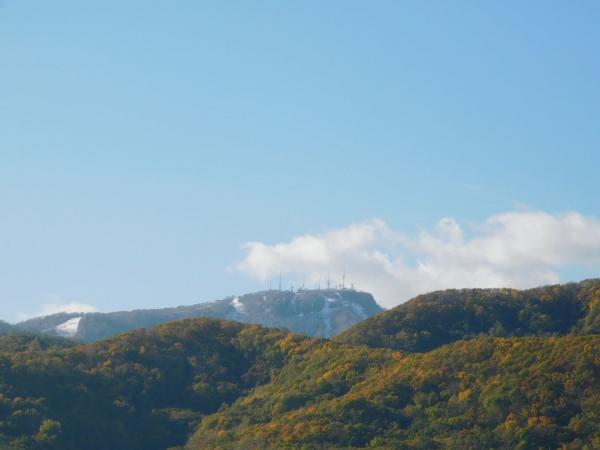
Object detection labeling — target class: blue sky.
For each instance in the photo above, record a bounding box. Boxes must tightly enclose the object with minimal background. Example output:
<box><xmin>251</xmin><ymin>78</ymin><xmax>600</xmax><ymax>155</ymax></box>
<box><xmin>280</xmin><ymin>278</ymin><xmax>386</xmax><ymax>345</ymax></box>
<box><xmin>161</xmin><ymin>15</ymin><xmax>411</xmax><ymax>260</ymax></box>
<box><xmin>1</xmin><ymin>1</ymin><xmax>599</xmax><ymax>320</ymax></box>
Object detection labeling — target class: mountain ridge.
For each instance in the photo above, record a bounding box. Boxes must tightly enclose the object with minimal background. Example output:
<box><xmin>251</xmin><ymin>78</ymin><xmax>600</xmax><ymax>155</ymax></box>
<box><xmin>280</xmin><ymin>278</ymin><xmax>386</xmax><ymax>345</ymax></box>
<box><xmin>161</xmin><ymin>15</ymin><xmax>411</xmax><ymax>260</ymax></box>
<box><xmin>3</xmin><ymin>279</ymin><xmax>600</xmax><ymax>449</ymax></box>
<box><xmin>16</xmin><ymin>289</ymin><xmax>383</xmax><ymax>342</ymax></box>
<box><xmin>335</xmin><ymin>278</ymin><xmax>600</xmax><ymax>351</ymax></box>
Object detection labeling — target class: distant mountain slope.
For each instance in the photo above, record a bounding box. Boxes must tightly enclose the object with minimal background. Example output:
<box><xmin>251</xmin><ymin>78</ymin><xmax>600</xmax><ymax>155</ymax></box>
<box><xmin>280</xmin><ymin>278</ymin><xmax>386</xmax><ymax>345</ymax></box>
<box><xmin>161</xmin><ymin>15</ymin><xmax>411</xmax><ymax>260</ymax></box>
<box><xmin>0</xmin><ymin>318</ymin><xmax>319</xmax><ymax>450</ymax></box>
<box><xmin>188</xmin><ymin>335</ymin><xmax>600</xmax><ymax>450</ymax></box>
<box><xmin>335</xmin><ymin>279</ymin><xmax>600</xmax><ymax>352</ymax></box>
<box><xmin>16</xmin><ymin>289</ymin><xmax>382</xmax><ymax>342</ymax></box>
<box><xmin>0</xmin><ymin>321</ymin><xmax>13</xmax><ymax>335</ymax></box>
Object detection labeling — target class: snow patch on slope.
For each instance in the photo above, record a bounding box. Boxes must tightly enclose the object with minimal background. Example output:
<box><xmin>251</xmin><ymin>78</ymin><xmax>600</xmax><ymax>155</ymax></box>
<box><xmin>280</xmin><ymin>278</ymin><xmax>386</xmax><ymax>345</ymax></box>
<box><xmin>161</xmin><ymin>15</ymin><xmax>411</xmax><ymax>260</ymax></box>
<box><xmin>55</xmin><ymin>317</ymin><xmax>81</xmax><ymax>337</ymax></box>
<box><xmin>231</xmin><ymin>297</ymin><xmax>246</xmax><ymax>313</ymax></box>
<box><xmin>322</xmin><ymin>297</ymin><xmax>336</xmax><ymax>338</ymax></box>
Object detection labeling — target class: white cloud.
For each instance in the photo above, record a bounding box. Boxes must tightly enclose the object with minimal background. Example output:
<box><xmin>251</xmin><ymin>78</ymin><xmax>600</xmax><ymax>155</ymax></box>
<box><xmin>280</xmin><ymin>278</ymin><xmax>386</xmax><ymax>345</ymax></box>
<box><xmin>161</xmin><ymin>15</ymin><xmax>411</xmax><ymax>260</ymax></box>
<box><xmin>234</xmin><ymin>211</ymin><xmax>600</xmax><ymax>308</ymax></box>
<box><xmin>17</xmin><ymin>296</ymin><xmax>98</xmax><ymax>321</ymax></box>
<box><xmin>37</xmin><ymin>302</ymin><xmax>98</xmax><ymax>316</ymax></box>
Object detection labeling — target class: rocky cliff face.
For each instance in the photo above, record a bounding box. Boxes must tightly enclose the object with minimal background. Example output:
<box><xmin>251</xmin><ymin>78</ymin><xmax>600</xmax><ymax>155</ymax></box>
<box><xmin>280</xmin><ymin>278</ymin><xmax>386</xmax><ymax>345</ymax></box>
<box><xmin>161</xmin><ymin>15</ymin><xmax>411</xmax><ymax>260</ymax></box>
<box><xmin>16</xmin><ymin>289</ymin><xmax>383</xmax><ymax>342</ymax></box>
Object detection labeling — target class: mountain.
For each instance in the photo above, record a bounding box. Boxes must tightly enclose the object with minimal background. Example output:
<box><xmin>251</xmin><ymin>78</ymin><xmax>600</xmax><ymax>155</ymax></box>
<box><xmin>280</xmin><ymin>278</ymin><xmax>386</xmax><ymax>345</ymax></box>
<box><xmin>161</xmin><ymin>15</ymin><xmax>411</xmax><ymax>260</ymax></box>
<box><xmin>335</xmin><ymin>278</ymin><xmax>600</xmax><ymax>352</ymax></box>
<box><xmin>3</xmin><ymin>279</ymin><xmax>600</xmax><ymax>450</ymax></box>
<box><xmin>16</xmin><ymin>289</ymin><xmax>382</xmax><ymax>342</ymax></box>
<box><xmin>0</xmin><ymin>321</ymin><xmax>13</xmax><ymax>335</ymax></box>
<box><xmin>0</xmin><ymin>318</ymin><xmax>320</xmax><ymax>450</ymax></box>
<box><xmin>189</xmin><ymin>335</ymin><xmax>600</xmax><ymax>449</ymax></box>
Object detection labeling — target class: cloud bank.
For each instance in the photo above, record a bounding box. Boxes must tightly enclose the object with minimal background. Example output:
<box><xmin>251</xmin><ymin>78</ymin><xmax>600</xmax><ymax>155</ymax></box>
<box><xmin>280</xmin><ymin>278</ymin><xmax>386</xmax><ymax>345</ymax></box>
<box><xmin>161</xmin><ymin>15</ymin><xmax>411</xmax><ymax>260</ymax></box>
<box><xmin>17</xmin><ymin>297</ymin><xmax>98</xmax><ymax>322</ymax></box>
<box><xmin>234</xmin><ymin>211</ymin><xmax>600</xmax><ymax>308</ymax></box>
<box><xmin>36</xmin><ymin>302</ymin><xmax>98</xmax><ymax>316</ymax></box>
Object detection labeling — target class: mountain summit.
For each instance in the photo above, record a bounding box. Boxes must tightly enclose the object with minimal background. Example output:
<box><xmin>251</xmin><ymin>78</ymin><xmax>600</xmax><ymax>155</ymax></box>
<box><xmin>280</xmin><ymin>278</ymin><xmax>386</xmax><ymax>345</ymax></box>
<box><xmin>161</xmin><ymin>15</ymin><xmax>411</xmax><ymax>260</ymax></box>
<box><xmin>3</xmin><ymin>280</ymin><xmax>600</xmax><ymax>449</ymax></box>
<box><xmin>16</xmin><ymin>289</ymin><xmax>383</xmax><ymax>342</ymax></box>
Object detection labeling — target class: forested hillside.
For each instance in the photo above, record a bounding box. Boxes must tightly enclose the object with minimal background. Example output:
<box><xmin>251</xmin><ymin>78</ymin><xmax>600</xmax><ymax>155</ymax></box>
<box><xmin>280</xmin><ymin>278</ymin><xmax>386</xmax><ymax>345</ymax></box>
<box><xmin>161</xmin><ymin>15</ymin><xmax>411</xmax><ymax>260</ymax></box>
<box><xmin>0</xmin><ymin>334</ymin><xmax>74</xmax><ymax>353</ymax></box>
<box><xmin>335</xmin><ymin>279</ymin><xmax>600</xmax><ymax>352</ymax></box>
<box><xmin>188</xmin><ymin>336</ymin><xmax>600</xmax><ymax>449</ymax></box>
<box><xmin>0</xmin><ymin>319</ymin><xmax>319</xmax><ymax>450</ymax></box>
<box><xmin>1</xmin><ymin>280</ymin><xmax>600</xmax><ymax>449</ymax></box>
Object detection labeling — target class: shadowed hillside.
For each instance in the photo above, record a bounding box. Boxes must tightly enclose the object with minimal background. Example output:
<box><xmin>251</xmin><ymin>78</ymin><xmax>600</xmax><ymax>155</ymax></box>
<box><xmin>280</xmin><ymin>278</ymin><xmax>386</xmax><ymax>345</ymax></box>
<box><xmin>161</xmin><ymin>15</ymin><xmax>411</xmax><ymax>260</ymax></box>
<box><xmin>0</xmin><ymin>318</ymin><xmax>319</xmax><ymax>450</ymax></box>
<box><xmin>0</xmin><ymin>334</ymin><xmax>74</xmax><ymax>353</ymax></box>
<box><xmin>0</xmin><ymin>322</ymin><xmax>13</xmax><ymax>335</ymax></box>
